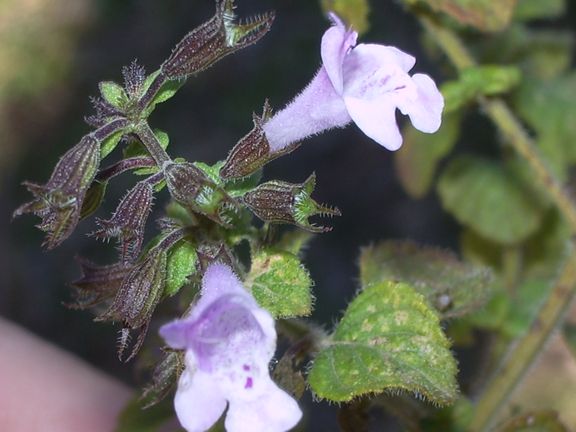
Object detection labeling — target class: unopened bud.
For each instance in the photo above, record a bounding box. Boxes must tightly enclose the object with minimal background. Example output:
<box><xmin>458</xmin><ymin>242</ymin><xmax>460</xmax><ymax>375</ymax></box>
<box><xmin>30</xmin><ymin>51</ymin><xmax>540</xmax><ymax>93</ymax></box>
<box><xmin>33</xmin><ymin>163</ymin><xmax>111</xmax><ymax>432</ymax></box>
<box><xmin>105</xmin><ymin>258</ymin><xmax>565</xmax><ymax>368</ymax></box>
<box><xmin>162</xmin><ymin>0</ymin><xmax>274</xmax><ymax>79</ymax></box>
<box><xmin>242</xmin><ymin>173</ymin><xmax>341</xmax><ymax>232</ymax></box>
<box><xmin>92</xmin><ymin>181</ymin><xmax>154</xmax><ymax>263</ymax></box>
<box><xmin>14</xmin><ymin>135</ymin><xmax>100</xmax><ymax>249</ymax></box>
<box><xmin>220</xmin><ymin>101</ymin><xmax>300</xmax><ymax>180</ymax></box>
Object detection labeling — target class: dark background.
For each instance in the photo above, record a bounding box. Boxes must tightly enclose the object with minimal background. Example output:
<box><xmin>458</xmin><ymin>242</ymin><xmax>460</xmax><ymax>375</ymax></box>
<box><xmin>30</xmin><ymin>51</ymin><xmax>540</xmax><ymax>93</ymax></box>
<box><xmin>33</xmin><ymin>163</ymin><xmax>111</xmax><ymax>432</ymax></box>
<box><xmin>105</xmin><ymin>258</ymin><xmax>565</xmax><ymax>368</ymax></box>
<box><xmin>1</xmin><ymin>0</ymin><xmax>574</xmax><ymax>429</ymax></box>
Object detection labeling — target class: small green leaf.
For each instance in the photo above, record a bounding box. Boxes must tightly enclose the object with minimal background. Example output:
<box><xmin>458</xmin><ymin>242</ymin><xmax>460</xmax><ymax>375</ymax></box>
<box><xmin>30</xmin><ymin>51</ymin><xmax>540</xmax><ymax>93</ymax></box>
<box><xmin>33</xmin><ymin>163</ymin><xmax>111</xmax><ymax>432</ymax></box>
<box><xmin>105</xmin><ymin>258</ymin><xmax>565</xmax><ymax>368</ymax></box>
<box><xmin>499</xmin><ymin>410</ymin><xmax>568</xmax><ymax>432</ymax></box>
<box><xmin>442</xmin><ymin>66</ymin><xmax>521</xmax><ymax>113</ymax></box>
<box><xmin>437</xmin><ymin>155</ymin><xmax>547</xmax><ymax>245</ymax></box>
<box><xmin>141</xmin><ymin>70</ymin><xmax>186</xmax><ymax>116</ymax></box>
<box><xmin>80</xmin><ymin>180</ymin><xmax>107</xmax><ymax>220</ymax></box>
<box><xmin>320</xmin><ymin>0</ymin><xmax>370</xmax><ymax>34</ymax></box>
<box><xmin>165</xmin><ymin>240</ymin><xmax>198</xmax><ymax>297</ymax></box>
<box><xmin>514</xmin><ymin>0</ymin><xmax>565</xmax><ymax>21</ymax></box>
<box><xmin>360</xmin><ymin>241</ymin><xmax>494</xmax><ymax>318</ymax></box>
<box><xmin>99</xmin><ymin>81</ymin><xmax>127</xmax><ymax>109</ymax></box>
<box><xmin>245</xmin><ymin>249</ymin><xmax>312</xmax><ymax>318</ymax></box>
<box><xmin>100</xmin><ymin>129</ymin><xmax>125</xmax><ymax>159</ymax></box>
<box><xmin>308</xmin><ymin>281</ymin><xmax>458</xmax><ymax>404</ymax></box>
<box><xmin>116</xmin><ymin>394</ymin><xmax>176</xmax><ymax>432</ymax></box>
<box><xmin>514</xmin><ymin>73</ymin><xmax>576</xmax><ymax>180</ymax></box>
<box><xmin>403</xmin><ymin>0</ymin><xmax>517</xmax><ymax>31</ymax></box>
<box><xmin>395</xmin><ymin>112</ymin><xmax>461</xmax><ymax>198</ymax></box>
<box><xmin>275</xmin><ymin>230</ymin><xmax>314</xmax><ymax>256</ymax></box>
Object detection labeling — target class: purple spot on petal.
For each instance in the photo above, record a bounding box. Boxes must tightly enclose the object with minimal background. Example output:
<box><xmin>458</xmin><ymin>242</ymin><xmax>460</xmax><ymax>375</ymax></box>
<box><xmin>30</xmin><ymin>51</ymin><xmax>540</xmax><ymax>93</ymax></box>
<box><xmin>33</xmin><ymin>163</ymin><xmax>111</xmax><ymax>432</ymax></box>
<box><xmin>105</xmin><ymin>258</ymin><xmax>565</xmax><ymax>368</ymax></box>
<box><xmin>243</xmin><ymin>364</ymin><xmax>250</xmax><ymax>371</ymax></box>
<box><xmin>245</xmin><ymin>377</ymin><xmax>253</xmax><ymax>389</ymax></box>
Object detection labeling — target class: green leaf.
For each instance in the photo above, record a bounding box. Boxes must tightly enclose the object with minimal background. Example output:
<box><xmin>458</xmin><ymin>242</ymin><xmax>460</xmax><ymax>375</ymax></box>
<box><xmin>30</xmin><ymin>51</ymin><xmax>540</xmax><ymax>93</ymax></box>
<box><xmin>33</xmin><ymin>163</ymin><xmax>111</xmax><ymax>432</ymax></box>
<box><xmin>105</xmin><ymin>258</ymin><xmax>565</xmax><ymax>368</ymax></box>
<box><xmin>395</xmin><ymin>112</ymin><xmax>461</xmax><ymax>198</ymax></box>
<box><xmin>142</xmin><ymin>70</ymin><xmax>186</xmax><ymax>116</ymax></box>
<box><xmin>116</xmin><ymin>395</ymin><xmax>177</xmax><ymax>432</ymax></box>
<box><xmin>100</xmin><ymin>129</ymin><xmax>124</xmax><ymax>159</ymax></box>
<box><xmin>437</xmin><ymin>155</ymin><xmax>547</xmax><ymax>245</ymax></box>
<box><xmin>403</xmin><ymin>0</ymin><xmax>517</xmax><ymax>32</ymax></box>
<box><xmin>99</xmin><ymin>81</ymin><xmax>127</xmax><ymax>109</ymax></box>
<box><xmin>165</xmin><ymin>240</ymin><xmax>198</xmax><ymax>297</ymax></box>
<box><xmin>320</xmin><ymin>0</ymin><xmax>370</xmax><ymax>34</ymax></box>
<box><xmin>275</xmin><ymin>230</ymin><xmax>314</xmax><ymax>256</ymax></box>
<box><xmin>360</xmin><ymin>241</ymin><xmax>494</xmax><ymax>318</ymax></box>
<box><xmin>499</xmin><ymin>410</ymin><xmax>568</xmax><ymax>432</ymax></box>
<box><xmin>80</xmin><ymin>180</ymin><xmax>107</xmax><ymax>220</ymax></box>
<box><xmin>442</xmin><ymin>66</ymin><xmax>521</xmax><ymax>113</ymax></box>
<box><xmin>514</xmin><ymin>0</ymin><xmax>565</xmax><ymax>21</ymax></box>
<box><xmin>308</xmin><ymin>281</ymin><xmax>458</xmax><ymax>404</ymax></box>
<box><xmin>245</xmin><ymin>249</ymin><xmax>312</xmax><ymax>318</ymax></box>
<box><xmin>514</xmin><ymin>73</ymin><xmax>576</xmax><ymax>180</ymax></box>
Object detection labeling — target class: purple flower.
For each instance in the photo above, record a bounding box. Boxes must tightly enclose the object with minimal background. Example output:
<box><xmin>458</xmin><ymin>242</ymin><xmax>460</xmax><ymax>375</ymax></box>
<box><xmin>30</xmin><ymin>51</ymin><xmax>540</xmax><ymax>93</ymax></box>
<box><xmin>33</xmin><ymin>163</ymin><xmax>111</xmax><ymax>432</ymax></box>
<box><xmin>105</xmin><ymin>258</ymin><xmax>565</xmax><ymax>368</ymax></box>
<box><xmin>263</xmin><ymin>13</ymin><xmax>444</xmax><ymax>151</ymax></box>
<box><xmin>160</xmin><ymin>263</ymin><xmax>302</xmax><ymax>432</ymax></box>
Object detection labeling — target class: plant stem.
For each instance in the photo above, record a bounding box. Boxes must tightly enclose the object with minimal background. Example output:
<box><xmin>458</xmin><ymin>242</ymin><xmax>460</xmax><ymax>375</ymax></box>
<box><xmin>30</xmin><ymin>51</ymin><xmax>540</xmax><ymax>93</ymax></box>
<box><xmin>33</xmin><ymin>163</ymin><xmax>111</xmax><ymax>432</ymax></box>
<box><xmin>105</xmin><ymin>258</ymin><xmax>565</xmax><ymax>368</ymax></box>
<box><xmin>420</xmin><ymin>13</ymin><xmax>576</xmax><ymax>431</ymax></box>
<box><xmin>469</xmin><ymin>247</ymin><xmax>576</xmax><ymax>431</ymax></box>
<box><xmin>133</xmin><ymin>121</ymin><xmax>171</xmax><ymax>166</ymax></box>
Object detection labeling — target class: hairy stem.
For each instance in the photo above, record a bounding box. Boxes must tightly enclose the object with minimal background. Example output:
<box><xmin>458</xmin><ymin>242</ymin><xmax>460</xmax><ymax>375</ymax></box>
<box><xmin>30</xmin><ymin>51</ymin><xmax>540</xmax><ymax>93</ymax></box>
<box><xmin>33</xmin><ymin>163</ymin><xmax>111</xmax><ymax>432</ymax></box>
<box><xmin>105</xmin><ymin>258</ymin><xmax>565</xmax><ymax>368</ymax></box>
<box><xmin>138</xmin><ymin>71</ymin><xmax>168</xmax><ymax>111</ymax></box>
<box><xmin>469</xmin><ymin>247</ymin><xmax>576</xmax><ymax>431</ymax></box>
<box><xmin>97</xmin><ymin>156</ymin><xmax>156</xmax><ymax>181</ymax></box>
<box><xmin>420</xmin><ymin>12</ymin><xmax>576</xmax><ymax>431</ymax></box>
<box><xmin>133</xmin><ymin>121</ymin><xmax>171</xmax><ymax>166</ymax></box>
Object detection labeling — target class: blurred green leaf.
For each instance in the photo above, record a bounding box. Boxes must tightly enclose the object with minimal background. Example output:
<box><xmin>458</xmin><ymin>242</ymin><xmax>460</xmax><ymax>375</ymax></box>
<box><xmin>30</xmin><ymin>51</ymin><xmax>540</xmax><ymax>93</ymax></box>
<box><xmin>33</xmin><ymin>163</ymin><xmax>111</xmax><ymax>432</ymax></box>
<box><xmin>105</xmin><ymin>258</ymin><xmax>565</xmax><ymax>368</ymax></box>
<box><xmin>360</xmin><ymin>241</ymin><xmax>494</xmax><ymax>318</ymax></box>
<box><xmin>403</xmin><ymin>0</ymin><xmax>517</xmax><ymax>31</ymax></box>
<box><xmin>80</xmin><ymin>180</ymin><xmax>107</xmax><ymax>220</ymax></box>
<box><xmin>246</xmin><ymin>249</ymin><xmax>312</xmax><ymax>318</ymax></box>
<box><xmin>513</xmin><ymin>0</ymin><xmax>565</xmax><ymax>21</ymax></box>
<box><xmin>275</xmin><ymin>230</ymin><xmax>314</xmax><ymax>256</ymax></box>
<box><xmin>308</xmin><ymin>281</ymin><xmax>458</xmax><ymax>404</ymax></box>
<box><xmin>514</xmin><ymin>73</ymin><xmax>576</xmax><ymax>180</ymax></box>
<box><xmin>165</xmin><ymin>240</ymin><xmax>197</xmax><ymax>297</ymax></box>
<box><xmin>498</xmin><ymin>410</ymin><xmax>568</xmax><ymax>432</ymax></box>
<box><xmin>320</xmin><ymin>0</ymin><xmax>370</xmax><ymax>34</ymax></box>
<box><xmin>442</xmin><ymin>66</ymin><xmax>521</xmax><ymax>113</ymax></box>
<box><xmin>116</xmin><ymin>394</ymin><xmax>177</xmax><ymax>432</ymax></box>
<box><xmin>142</xmin><ymin>70</ymin><xmax>186</xmax><ymax>116</ymax></box>
<box><xmin>395</xmin><ymin>112</ymin><xmax>461</xmax><ymax>198</ymax></box>
<box><xmin>437</xmin><ymin>155</ymin><xmax>547</xmax><ymax>245</ymax></box>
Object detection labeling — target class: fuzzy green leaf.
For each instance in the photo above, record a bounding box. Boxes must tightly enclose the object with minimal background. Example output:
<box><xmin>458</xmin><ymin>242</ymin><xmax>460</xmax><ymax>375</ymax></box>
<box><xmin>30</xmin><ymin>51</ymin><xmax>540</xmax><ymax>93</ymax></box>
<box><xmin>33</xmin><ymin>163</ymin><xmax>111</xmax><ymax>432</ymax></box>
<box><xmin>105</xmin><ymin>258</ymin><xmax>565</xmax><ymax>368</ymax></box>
<box><xmin>514</xmin><ymin>0</ymin><xmax>565</xmax><ymax>21</ymax></box>
<box><xmin>308</xmin><ymin>281</ymin><xmax>458</xmax><ymax>404</ymax></box>
<box><xmin>438</xmin><ymin>155</ymin><xmax>547</xmax><ymax>245</ymax></box>
<box><xmin>99</xmin><ymin>81</ymin><xmax>127</xmax><ymax>110</ymax></box>
<box><xmin>360</xmin><ymin>241</ymin><xmax>494</xmax><ymax>318</ymax></box>
<box><xmin>142</xmin><ymin>70</ymin><xmax>185</xmax><ymax>116</ymax></box>
<box><xmin>165</xmin><ymin>240</ymin><xmax>197</xmax><ymax>297</ymax></box>
<box><xmin>403</xmin><ymin>0</ymin><xmax>517</xmax><ymax>31</ymax></box>
<box><xmin>100</xmin><ymin>129</ymin><xmax>125</xmax><ymax>159</ymax></box>
<box><xmin>395</xmin><ymin>112</ymin><xmax>461</xmax><ymax>198</ymax></box>
<box><xmin>246</xmin><ymin>249</ymin><xmax>312</xmax><ymax>318</ymax></box>
<box><xmin>514</xmin><ymin>73</ymin><xmax>576</xmax><ymax>180</ymax></box>
<box><xmin>80</xmin><ymin>180</ymin><xmax>107</xmax><ymax>220</ymax></box>
<box><xmin>320</xmin><ymin>0</ymin><xmax>370</xmax><ymax>34</ymax></box>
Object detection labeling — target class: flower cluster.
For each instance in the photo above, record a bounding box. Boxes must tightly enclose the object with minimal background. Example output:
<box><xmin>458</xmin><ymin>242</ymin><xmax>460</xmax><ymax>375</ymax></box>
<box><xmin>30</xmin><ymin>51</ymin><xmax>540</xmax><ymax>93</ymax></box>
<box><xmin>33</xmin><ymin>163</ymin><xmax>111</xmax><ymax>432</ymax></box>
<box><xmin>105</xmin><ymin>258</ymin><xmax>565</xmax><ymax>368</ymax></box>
<box><xmin>160</xmin><ymin>263</ymin><xmax>302</xmax><ymax>432</ymax></box>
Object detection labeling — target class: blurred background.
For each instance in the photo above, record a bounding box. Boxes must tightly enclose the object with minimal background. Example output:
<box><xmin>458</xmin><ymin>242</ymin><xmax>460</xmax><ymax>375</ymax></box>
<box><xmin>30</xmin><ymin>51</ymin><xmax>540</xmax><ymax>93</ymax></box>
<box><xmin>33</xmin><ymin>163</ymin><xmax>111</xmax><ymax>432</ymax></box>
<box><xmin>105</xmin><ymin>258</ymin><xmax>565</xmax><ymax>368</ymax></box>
<box><xmin>1</xmin><ymin>0</ymin><xmax>575</xmax><ymax>430</ymax></box>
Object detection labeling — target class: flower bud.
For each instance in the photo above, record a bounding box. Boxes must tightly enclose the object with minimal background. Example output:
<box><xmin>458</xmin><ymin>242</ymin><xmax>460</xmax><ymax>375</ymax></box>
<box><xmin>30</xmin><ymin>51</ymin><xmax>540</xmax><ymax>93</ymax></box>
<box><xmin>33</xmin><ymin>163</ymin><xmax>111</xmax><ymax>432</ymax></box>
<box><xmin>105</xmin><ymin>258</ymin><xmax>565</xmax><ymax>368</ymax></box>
<box><xmin>14</xmin><ymin>135</ymin><xmax>100</xmax><ymax>249</ymax></box>
<box><xmin>242</xmin><ymin>173</ymin><xmax>341</xmax><ymax>232</ymax></box>
<box><xmin>92</xmin><ymin>181</ymin><xmax>154</xmax><ymax>263</ymax></box>
<box><xmin>162</xmin><ymin>0</ymin><xmax>274</xmax><ymax>79</ymax></box>
<box><xmin>68</xmin><ymin>258</ymin><xmax>132</xmax><ymax>310</ymax></box>
<box><xmin>164</xmin><ymin>161</ymin><xmax>238</xmax><ymax>226</ymax></box>
<box><xmin>220</xmin><ymin>101</ymin><xmax>300</xmax><ymax>180</ymax></box>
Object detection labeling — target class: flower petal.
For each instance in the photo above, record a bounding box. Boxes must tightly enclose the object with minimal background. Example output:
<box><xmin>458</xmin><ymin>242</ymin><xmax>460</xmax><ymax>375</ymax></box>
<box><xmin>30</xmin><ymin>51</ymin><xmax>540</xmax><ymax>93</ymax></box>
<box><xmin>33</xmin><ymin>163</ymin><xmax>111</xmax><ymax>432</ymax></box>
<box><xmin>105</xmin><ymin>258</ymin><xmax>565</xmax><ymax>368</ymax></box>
<box><xmin>344</xmin><ymin>96</ymin><xmax>403</xmax><ymax>150</ymax></box>
<box><xmin>397</xmin><ymin>73</ymin><xmax>444</xmax><ymax>133</ymax></box>
<box><xmin>174</xmin><ymin>368</ymin><xmax>227</xmax><ymax>432</ymax></box>
<box><xmin>342</xmin><ymin>44</ymin><xmax>416</xmax><ymax>101</ymax></box>
<box><xmin>200</xmin><ymin>263</ymin><xmax>248</xmax><ymax>305</ymax></box>
<box><xmin>225</xmin><ymin>377</ymin><xmax>302</xmax><ymax>432</ymax></box>
<box><xmin>263</xmin><ymin>67</ymin><xmax>352</xmax><ymax>152</ymax></box>
<box><xmin>321</xmin><ymin>14</ymin><xmax>358</xmax><ymax>94</ymax></box>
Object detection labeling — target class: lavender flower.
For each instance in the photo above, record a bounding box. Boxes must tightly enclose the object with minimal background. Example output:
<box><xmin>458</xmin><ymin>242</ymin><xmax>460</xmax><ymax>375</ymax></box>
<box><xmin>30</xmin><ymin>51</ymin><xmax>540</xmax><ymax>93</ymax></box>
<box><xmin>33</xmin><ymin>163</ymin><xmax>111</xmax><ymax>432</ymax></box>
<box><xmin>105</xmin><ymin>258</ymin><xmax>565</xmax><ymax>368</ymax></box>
<box><xmin>160</xmin><ymin>263</ymin><xmax>302</xmax><ymax>432</ymax></box>
<box><xmin>263</xmin><ymin>13</ymin><xmax>444</xmax><ymax>151</ymax></box>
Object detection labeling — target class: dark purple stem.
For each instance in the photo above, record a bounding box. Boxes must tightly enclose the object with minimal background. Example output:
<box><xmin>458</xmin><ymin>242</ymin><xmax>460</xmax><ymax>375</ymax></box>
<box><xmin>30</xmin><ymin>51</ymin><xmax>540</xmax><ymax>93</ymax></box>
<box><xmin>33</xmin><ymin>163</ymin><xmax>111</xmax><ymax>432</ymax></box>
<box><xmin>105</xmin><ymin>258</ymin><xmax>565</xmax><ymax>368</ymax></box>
<box><xmin>138</xmin><ymin>71</ymin><xmax>168</xmax><ymax>111</ymax></box>
<box><xmin>92</xmin><ymin>118</ymin><xmax>130</xmax><ymax>142</ymax></box>
<box><xmin>133</xmin><ymin>121</ymin><xmax>171</xmax><ymax>165</ymax></box>
<box><xmin>97</xmin><ymin>157</ymin><xmax>156</xmax><ymax>182</ymax></box>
